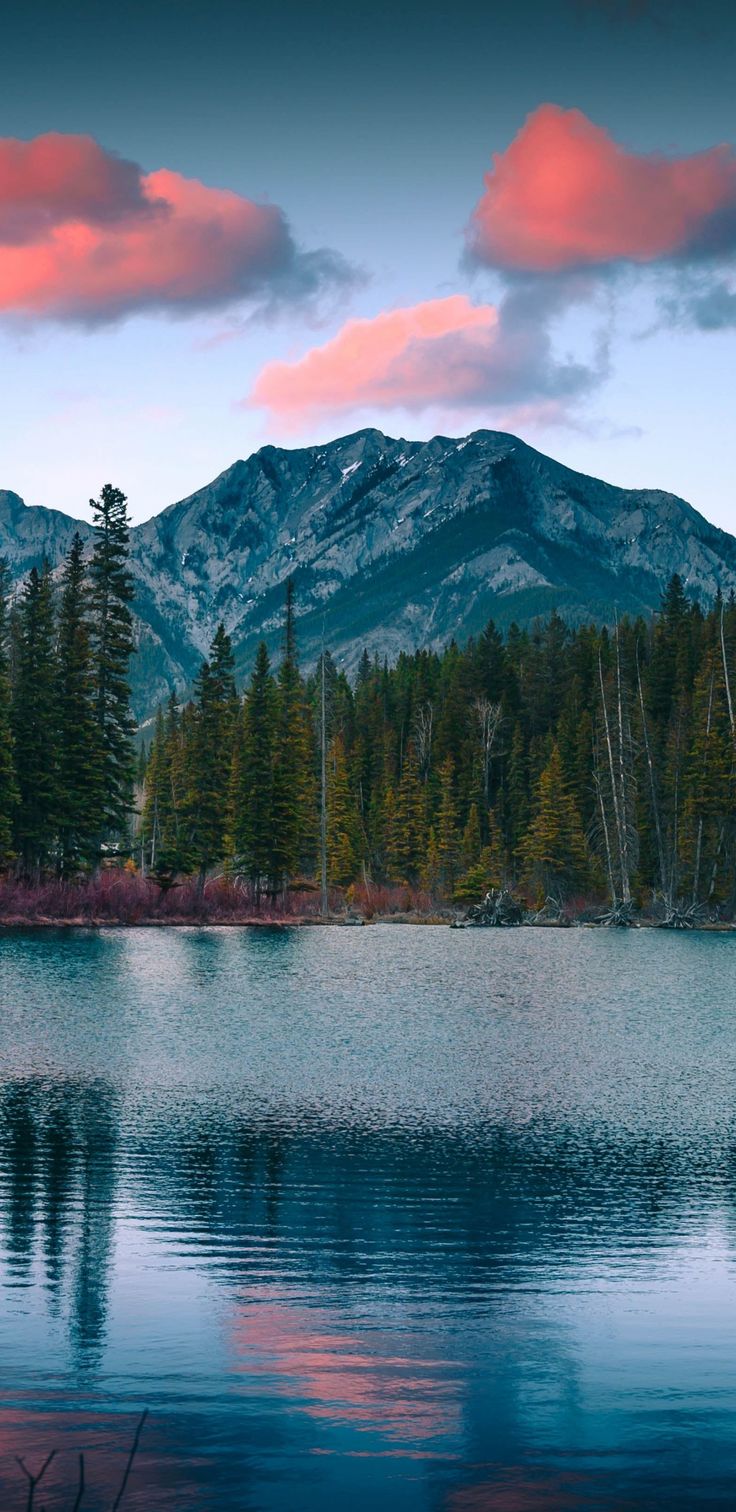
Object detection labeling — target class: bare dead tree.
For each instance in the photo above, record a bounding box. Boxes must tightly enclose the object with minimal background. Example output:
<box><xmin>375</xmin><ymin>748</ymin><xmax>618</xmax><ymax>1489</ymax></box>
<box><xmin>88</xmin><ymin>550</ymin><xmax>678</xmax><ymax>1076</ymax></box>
<box><xmin>473</xmin><ymin>696</ymin><xmax>503</xmax><ymax>809</ymax></box>
<box><xmin>592</xmin><ymin>737</ymin><xmax>617</xmax><ymax>908</ymax></box>
<box><xmin>721</xmin><ymin>601</ymin><xmax>735</xmax><ymax>737</ymax></box>
<box><xmin>668</xmin><ymin>712</ymin><xmax>683</xmax><ymax>908</ymax></box>
<box><xmin>691</xmin><ymin>669</ymin><xmax>715</xmax><ymax>908</ymax></box>
<box><xmin>412</xmin><ymin>701</ymin><xmax>434</xmax><ymax>782</ymax></box>
<box><xmin>595</xmin><ymin>630</ymin><xmax>638</xmax><ymax>922</ymax></box>
<box><xmin>636</xmin><ymin>639</ymin><xmax>669</xmax><ymax>908</ymax></box>
<box><xmin>614</xmin><ymin>616</ymin><xmax>633</xmax><ymax>905</ymax></box>
<box><xmin>320</xmin><ymin>637</ymin><xmax>328</xmax><ymax>918</ymax></box>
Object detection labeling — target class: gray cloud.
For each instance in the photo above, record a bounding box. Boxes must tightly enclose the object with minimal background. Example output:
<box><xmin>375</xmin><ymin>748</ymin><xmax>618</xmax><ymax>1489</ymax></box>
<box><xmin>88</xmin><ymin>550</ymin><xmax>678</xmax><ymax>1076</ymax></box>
<box><xmin>660</xmin><ymin>275</ymin><xmax>736</xmax><ymax>331</ymax></box>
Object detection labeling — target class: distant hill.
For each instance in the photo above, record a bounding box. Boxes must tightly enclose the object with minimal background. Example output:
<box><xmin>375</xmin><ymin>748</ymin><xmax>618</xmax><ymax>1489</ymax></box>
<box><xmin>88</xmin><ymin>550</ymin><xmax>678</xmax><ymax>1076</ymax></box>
<box><xmin>3</xmin><ymin>428</ymin><xmax>736</xmax><ymax>723</ymax></box>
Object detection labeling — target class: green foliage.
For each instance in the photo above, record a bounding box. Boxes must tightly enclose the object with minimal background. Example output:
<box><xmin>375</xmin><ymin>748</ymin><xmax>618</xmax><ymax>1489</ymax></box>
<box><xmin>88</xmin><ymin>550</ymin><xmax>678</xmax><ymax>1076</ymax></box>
<box><xmin>327</xmin><ymin>733</ymin><xmax>362</xmax><ymax>886</ymax></box>
<box><xmin>89</xmin><ymin>484</ymin><xmax>135</xmax><ymax>842</ymax></box>
<box><xmin>6</xmin><ymin>560</ymin><xmax>736</xmax><ymax>916</ymax></box>
<box><xmin>138</xmin><ymin>575</ymin><xmax>736</xmax><ymax>912</ymax></box>
<box><xmin>518</xmin><ymin>743</ymin><xmax>592</xmax><ymax>902</ymax></box>
<box><xmin>183</xmin><ymin>624</ymin><xmax>237</xmax><ymax>885</ymax></box>
<box><xmin>386</xmin><ymin>743</ymin><xmax>425</xmax><ymax>882</ymax></box>
<box><xmin>56</xmin><ymin>534</ymin><xmax>102</xmax><ymax>873</ymax></box>
<box><xmin>0</xmin><ymin>561</ymin><xmax>18</xmax><ymax>866</ymax></box>
<box><xmin>12</xmin><ymin>564</ymin><xmax>59</xmax><ymax>876</ymax></box>
<box><xmin>269</xmin><ymin>580</ymin><xmax>317</xmax><ymax>888</ymax></box>
<box><xmin>229</xmin><ymin>641</ymin><xmax>277</xmax><ymax>893</ymax></box>
<box><xmin>455</xmin><ymin>809</ymin><xmax>507</xmax><ymax>901</ymax></box>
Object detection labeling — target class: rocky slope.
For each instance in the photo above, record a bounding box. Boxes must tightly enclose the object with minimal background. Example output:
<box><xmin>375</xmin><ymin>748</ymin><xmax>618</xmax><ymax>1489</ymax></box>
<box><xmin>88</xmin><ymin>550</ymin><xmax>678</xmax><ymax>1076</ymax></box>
<box><xmin>3</xmin><ymin>429</ymin><xmax>736</xmax><ymax>723</ymax></box>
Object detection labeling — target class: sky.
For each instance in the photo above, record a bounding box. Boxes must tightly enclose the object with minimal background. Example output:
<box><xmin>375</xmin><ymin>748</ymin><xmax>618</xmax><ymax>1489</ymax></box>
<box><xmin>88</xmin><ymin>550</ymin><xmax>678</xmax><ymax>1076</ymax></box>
<box><xmin>0</xmin><ymin>0</ymin><xmax>735</xmax><ymax>526</ymax></box>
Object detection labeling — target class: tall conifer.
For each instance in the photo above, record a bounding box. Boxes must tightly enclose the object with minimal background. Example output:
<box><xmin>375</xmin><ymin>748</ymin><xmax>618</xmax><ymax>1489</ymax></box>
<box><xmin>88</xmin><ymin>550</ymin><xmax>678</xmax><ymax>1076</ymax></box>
<box><xmin>0</xmin><ymin>561</ymin><xmax>18</xmax><ymax>866</ymax></box>
<box><xmin>89</xmin><ymin>484</ymin><xmax>135</xmax><ymax>845</ymax></box>
<box><xmin>12</xmin><ymin>565</ymin><xmax>59</xmax><ymax>877</ymax></box>
<box><xmin>271</xmin><ymin>581</ymin><xmax>313</xmax><ymax>889</ymax></box>
<box><xmin>56</xmin><ymin>534</ymin><xmax>101</xmax><ymax>873</ymax></box>
<box><xmin>230</xmin><ymin>641</ymin><xmax>276</xmax><ymax>897</ymax></box>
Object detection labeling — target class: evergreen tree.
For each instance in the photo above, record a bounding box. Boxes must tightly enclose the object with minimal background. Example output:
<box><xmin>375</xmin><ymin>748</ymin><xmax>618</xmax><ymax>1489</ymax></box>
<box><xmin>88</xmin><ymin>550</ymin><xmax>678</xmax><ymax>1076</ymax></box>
<box><xmin>141</xmin><ymin>706</ymin><xmax>168</xmax><ymax>871</ymax></box>
<box><xmin>519</xmin><ymin>743</ymin><xmax>591</xmax><ymax>903</ymax></box>
<box><xmin>506</xmin><ymin>720</ymin><xmax>529</xmax><ymax>850</ymax></box>
<box><xmin>0</xmin><ymin>561</ymin><xmax>18</xmax><ymax>866</ymax></box>
<box><xmin>230</xmin><ymin>641</ymin><xmax>276</xmax><ymax>897</ymax></box>
<box><xmin>12</xmin><ymin>565</ymin><xmax>59</xmax><ymax>877</ymax></box>
<box><xmin>681</xmin><ymin>654</ymin><xmax>733</xmax><ymax>905</ymax></box>
<box><xmin>56</xmin><ymin>534</ymin><xmax>101</xmax><ymax>873</ymax></box>
<box><xmin>387</xmin><ymin>743</ymin><xmax>425</xmax><ymax>881</ymax></box>
<box><xmin>461</xmin><ymin>803</ymin><xmax>482</xmax><ymax>869</ymax></box>
<box><xmin>327</xmin><ymin>732</ymin><xmax>361</xmax><ymax>885</ymax></box>
<box><xmin>435</xmin><ymin>756</ymin><xmax>460</xmax><ymax>895</ymax></box>
<box><xmin>89</xmin><ymin>484</ymin><xmax>135</xmax><ymax>846</ymax></box>
<box><xmin>184</xmin><ymin>625</ymin><xmax>237</xmax><ymax>890</ymax></box>
<box><xmin>270</xmin><ymin>581</ymin><xmax>314</xmax><ymax>889</ymax></box>
<box><xmin>420</xmin><ymin>826</ymin><xmax>441</xmax><ymax>894</ymax></box>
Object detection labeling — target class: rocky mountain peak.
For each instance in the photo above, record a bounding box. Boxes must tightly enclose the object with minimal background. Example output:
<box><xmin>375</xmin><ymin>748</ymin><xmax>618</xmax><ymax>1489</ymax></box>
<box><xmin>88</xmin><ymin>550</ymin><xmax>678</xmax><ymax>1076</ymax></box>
<box><xmin>2</xmin><ymin>429</ymin><xmax>735</xmax><ymax>725</ymax></box>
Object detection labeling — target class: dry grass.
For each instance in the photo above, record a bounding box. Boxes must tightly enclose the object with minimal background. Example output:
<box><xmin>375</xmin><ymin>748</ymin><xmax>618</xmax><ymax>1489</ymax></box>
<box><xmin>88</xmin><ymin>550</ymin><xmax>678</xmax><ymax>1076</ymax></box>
<box><xmin>0</xmin><ymin>872</ymin><xmax>324</xmax><ymax>927</ymax></box>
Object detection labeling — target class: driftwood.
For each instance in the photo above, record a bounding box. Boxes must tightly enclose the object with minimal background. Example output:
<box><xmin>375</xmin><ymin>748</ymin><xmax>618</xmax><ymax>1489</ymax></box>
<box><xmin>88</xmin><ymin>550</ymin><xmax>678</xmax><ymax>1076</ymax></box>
<box><xmin>465</xmin><ymin>888</ymin><xmax>524</xmax><ymax>927</ymax></box>
<box><xmin>593</xmin><ymin>900</ymin><xmax>637</xmax><ymax>927</ymax></box>
<box><xmin>528</xmin><ymin>895</ymin><xmax>569</xmax><ymax>925</ymax></box>
<box><xmin>658</xmin><ymin>901</ymin><xmax>709</xmax><ymax>930</ymax></box>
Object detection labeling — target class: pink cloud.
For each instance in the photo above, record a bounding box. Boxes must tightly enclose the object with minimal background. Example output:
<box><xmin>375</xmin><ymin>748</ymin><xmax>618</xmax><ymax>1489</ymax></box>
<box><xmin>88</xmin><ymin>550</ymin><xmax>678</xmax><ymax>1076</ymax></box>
<box><xmin>0</xmin><ymin>133</ymin><xmax>352</xmax><ymax>321</ymax></box>
<box><xmin>467</xmin><ymin>105</ymin><xmax>736</xmax><ymax>272</ymax></box>
<box><xmin>250</xmin><ymin>297</ymin><xmax>496</xmax><ymax>419</ymax></box>
<box><xmin>248</xmin><ymin>293</ymin><xmax>600</xmax><ymax>425</ymax></box>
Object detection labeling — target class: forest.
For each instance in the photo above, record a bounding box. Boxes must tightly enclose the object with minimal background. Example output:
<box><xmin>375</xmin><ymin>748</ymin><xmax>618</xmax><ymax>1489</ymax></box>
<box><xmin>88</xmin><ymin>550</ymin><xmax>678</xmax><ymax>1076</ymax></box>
<box><xmin>1</xmin><ymin>482</ymin><xmax>736</xmax><ymax>923</ymax></box>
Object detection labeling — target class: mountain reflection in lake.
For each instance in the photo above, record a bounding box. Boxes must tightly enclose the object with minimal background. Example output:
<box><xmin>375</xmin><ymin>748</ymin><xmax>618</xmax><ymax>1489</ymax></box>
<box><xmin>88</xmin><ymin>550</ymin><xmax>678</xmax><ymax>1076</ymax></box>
<box><xmin>1</xmin><ymin>925</ymin><xmax>736</xmax><ymax>1509</ymax></box>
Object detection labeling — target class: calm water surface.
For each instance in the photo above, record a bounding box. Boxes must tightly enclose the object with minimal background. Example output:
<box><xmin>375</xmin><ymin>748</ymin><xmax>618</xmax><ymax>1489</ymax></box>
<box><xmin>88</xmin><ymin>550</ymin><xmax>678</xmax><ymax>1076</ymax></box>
<box><xmin>1</xmin><ymin>925</ymin><xmax>736</xmax><ymax>1509</ymax></box>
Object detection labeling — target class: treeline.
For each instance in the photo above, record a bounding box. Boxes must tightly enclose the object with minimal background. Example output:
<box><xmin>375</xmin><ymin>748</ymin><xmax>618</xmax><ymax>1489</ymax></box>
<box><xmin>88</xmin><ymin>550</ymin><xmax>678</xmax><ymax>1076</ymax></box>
<box><xmin>0</xmin><ymin>486</ymin><xmax>135</xmax><ymax>878</ymax></box>
<box><xmin>1</xmin><ymin>485</ymin><xmax>735</xmax><ymax>918</ymax></box>
<box><xmin>140</xmin><ymin>575</ymin><xmax>736</xmax><ymax>918</ymax></box>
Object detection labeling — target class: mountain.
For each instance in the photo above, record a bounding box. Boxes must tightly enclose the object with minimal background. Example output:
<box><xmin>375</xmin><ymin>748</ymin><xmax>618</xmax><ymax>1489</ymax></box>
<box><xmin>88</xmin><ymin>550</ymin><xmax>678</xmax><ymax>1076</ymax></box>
<box><xmin>3</xmin><ymin>428</ymin><xmax>736</xmax><ymax>724</ymax></box>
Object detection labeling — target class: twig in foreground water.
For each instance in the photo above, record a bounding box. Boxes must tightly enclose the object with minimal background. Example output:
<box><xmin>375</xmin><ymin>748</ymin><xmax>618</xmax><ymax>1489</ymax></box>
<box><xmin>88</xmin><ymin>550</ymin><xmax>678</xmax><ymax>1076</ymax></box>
<box><xmin>13</xmin><ymin>1450</ymin><xmax>55</xmax><ymax>1512</ymax></box>
<box><xmin>112</xmin><ymin>1409</ymin><xmax>149</xmax><ymax>1511</ymax></box>
<box><xmin>72</xmin><ymin>1451</ymin><xmax>85</xmax><ymax>1511</ymax></box>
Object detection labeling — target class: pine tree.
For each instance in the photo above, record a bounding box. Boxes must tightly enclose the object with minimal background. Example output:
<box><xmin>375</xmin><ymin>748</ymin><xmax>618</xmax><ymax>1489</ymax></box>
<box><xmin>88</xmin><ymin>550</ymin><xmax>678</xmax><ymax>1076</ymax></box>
<box><xmin>167</xmin><ymin>697</ymin><xmax>193</xmax><ymax>870</ymax></box>
<box><xmin>141</xmin><ymin>706</ymin><xmax>168</xmax><ymax>872</ymax></box>
<box><xmin>435</xmin><ymin>756</ymin><xmax>460</xmax><ymax>895</ymax></box>
<box><xmin>0</xmin><ymin>560</ymin><xmax>18</xmax><ymax>867</ymax></box>
<box><xmin>519</xmin><ymin>743</ymin><xmax>591</xmax><ymax>903</ymax></box>
<box><xmin>184</xmin><ymin>625</ymin><xmax>238</xmax><ymax>891</ymax></box>
<box><xmin>12</xmin><ymin>564</ymin><xmax>59</xmax><ymax>877</ymax></box>
<box><xmin>506</xmin><ymin>720</ymin><xmax>529</xmax><ymax>849</ymax></box>
<box><xmin>326</xmin><ymin>732</ymin><xmax>361</xmax><ymax>885</ymax></box>
<box><xmin>461</xmin><ymin>803</ymin><xmax>482</xmax><ymax>869</ymax></box>
<box><xmin>270</xmin><ymin>581</ymin><xmax>314</xmax><ymax>890</ymax></box>
<box><xmin>230</xmin><ymin>641</ymin><xmax>277</xmax><ymax>897</ymax></box>
<box><xmin>681</xmin><ymin>654</ymin><xmax>733</xmax><ymax>905</ymax></box>
<box><xmin>88</xmin><ymin>484</ymin><xmax>135</xmax><ymax>847</ymax></box>
<box><xmin>420</xmin><ymin>826</ymin><xmax>441</xmax><ymax>894</ymax></box>
<box><xmin>56</xmin><ymin>534</ymin><xmax>101</xmax><ymax>874</ymax></box>
<box><xmin>387</xmin><ymin>743</ymin><xmax>425</xmax><ymax>881</ymax></box>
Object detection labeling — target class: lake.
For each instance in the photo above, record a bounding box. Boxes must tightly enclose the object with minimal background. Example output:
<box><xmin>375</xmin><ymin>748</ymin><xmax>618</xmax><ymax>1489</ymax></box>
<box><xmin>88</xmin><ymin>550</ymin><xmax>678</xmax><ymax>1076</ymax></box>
<box><xmin>1</xmin><ymin>925</ymin><xmax>736</xmax><ymax>1509</ymax></box>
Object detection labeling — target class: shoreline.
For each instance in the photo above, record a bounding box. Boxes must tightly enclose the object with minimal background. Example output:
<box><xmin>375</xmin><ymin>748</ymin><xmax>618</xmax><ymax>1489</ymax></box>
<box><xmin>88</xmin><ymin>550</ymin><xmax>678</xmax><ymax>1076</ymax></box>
<box><xmin>2</xmin><ymin>914</ymin><xmax>735</xmax><ymax>933</ymax></box>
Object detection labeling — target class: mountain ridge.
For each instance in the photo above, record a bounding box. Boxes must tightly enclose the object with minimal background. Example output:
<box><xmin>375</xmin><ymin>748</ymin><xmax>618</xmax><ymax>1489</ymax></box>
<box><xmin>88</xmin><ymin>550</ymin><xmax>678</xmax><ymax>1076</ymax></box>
<box><xmin>2</xmin><ymin>428</ymin><xmax>736</xmax><ymax>723</ymax></box>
